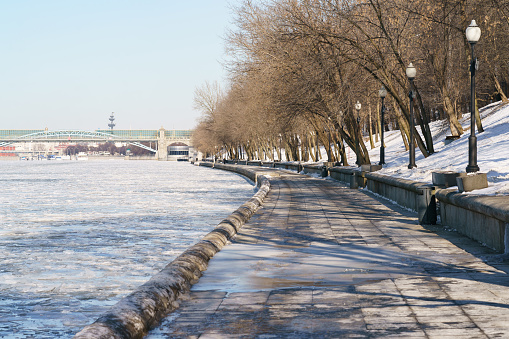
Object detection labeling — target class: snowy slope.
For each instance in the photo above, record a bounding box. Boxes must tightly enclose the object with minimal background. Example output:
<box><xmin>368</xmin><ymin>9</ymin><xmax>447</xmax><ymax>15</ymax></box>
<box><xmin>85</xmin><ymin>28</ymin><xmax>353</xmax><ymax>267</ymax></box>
<box><xmin>364</xmin><ymin>101</ymin><xmax>509</xmax><ymax>195</ymax></box>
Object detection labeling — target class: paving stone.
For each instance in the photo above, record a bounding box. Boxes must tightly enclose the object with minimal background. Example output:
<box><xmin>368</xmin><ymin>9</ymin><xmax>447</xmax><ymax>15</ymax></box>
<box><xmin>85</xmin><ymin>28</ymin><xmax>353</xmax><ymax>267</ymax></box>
<box><xmin>146</xmin><ymin>169</ymin><xmax>509</xmax><ymax>338</ymax></box>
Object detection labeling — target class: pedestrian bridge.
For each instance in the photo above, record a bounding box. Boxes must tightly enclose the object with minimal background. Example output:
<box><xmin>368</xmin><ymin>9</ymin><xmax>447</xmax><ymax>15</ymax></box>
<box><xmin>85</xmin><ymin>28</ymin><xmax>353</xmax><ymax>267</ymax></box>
<box><xmin>0</xmin><ymin>128</ymin><xmax>192</xmax><ymax>154</ymax></box>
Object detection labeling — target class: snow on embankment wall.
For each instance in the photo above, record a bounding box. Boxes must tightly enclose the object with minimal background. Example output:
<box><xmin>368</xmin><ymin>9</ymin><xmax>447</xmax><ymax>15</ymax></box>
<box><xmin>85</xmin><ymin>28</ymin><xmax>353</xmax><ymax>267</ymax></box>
<box><xmin>74</xmin><ymin>163</ymin><xmax>270</xmax><ymax>339</ymax></box>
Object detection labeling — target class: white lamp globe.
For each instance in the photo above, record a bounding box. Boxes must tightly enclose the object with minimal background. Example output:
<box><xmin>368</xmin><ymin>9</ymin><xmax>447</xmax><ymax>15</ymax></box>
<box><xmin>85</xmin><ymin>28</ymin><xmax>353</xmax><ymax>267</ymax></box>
<box><xmin>406</xmin><ymin>63</ymin><xmax>416</xmax><ymax>80</ymax></box>
<box><xmin>466</xmin><ymin>20</ymin><xmax>481</xmax><ymax>44</ymax></box>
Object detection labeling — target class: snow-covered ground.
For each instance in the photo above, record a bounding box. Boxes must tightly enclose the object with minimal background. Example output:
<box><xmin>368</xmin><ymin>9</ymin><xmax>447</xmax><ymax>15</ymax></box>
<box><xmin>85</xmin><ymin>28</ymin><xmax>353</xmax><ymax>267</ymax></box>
<box><xmin>359</xmin><ymin>101</ymin><xmax>509</xmax><ymax>195</ymax></box>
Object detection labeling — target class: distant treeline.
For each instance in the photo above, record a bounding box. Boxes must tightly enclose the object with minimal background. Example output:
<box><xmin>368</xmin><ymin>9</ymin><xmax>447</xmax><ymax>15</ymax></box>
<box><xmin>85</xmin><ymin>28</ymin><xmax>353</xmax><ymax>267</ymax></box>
<box><xmin>65</xmin><ymin>142</ymin><xmax>154</xmax><ymax>156</ymax></box>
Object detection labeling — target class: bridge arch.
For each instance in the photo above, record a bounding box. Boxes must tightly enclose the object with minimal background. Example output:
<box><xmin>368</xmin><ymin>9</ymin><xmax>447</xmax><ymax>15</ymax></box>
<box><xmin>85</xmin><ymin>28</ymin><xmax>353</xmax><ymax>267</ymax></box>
<box><xmin>0</xmin><ymin>130</ymin><xmax>158</xmax><ymax>152</ymax></box>
<box><xmin>168</xmin><ymin>142</ymin><xmax>191</xmax><ymax>159</ymax></box>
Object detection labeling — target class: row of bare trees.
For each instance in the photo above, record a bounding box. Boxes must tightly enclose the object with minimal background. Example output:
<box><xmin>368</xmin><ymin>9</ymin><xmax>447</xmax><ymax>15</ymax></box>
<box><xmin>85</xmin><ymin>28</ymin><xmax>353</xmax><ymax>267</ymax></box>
<box><xmin>192</xmin><ymin>0</ymin><xmax>509</xmax><ymax>165</ymax></box>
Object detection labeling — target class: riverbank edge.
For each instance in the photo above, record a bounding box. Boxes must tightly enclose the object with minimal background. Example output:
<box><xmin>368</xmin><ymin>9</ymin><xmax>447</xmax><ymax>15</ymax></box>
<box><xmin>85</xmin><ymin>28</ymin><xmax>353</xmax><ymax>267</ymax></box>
<box><xmin>74</xmin><ymin>164</ymin><xmax>270</xmax><ymax>339</ymax></box>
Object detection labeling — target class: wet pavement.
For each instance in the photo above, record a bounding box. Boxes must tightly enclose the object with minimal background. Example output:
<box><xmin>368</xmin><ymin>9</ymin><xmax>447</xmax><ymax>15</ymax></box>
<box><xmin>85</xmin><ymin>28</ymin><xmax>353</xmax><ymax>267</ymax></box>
<box><xmin>148</xmin><ymin>170</ymin><xmax>509</xmax><ymax>338</ymax></box>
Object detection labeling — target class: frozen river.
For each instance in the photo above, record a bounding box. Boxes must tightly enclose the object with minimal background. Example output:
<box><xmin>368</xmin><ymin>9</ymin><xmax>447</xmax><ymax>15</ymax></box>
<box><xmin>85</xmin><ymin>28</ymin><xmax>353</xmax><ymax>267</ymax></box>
<box><xmin>0</xmin><ymin>160</ymin><xmax>255</xmax><ymax>338</ymax></box>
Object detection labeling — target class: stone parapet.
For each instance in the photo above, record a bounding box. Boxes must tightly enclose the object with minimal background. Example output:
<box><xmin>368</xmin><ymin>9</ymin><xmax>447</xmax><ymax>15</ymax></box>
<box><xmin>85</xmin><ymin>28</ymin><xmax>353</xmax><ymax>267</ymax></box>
<box><xmin>328</xmin><ymin>167</ymin><xmax>357</xmax><ymax>186</ymax></box>
<box><xmin>302</xmin><ymin>164</ymin><xmax>327</xmax><ymax>177</ymax></box>
<box><xmin>456</xmin><ymin>172</ymin><xmax>489</xmax><ymax>192</ymax></box>
<box><xmin>273</xmin><ymin>162</ymin><xmax>302</xmax><ymax>172</ymax></box>
<box><xmin>207</xmin><ymin>161</ymin><xmax>508</xmax><ymax>252</ymax></box>
<box><xmin>436</xmin><ymin>189</ymin><xmax>509</xmax><ymax>253</ymax></box>
<box><xmin>365</xmin><ymin>172</ymin><xmax>436</xmax><ymax>225</ymax></box>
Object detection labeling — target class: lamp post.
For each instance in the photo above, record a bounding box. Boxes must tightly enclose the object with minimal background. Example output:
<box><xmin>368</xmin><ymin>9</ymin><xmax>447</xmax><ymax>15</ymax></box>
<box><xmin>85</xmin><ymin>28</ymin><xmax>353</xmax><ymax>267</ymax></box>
<box><xmin>355</xmin><ymin>101</ymin><xmax>362</xmax><ymax>165</ymax></box>
<box><xmin>466</xmin><ymin>20</ymin><xmax>481</xmax><ymax>173</ymax></box>
<box><xmin>378</xmin><ymin>86</ymin><xmax>387</xmax><ymax>165</ymax></box>
<box><xmin>406</xmin><ymin>63</ymin><xmax>417</xmax><ymax>169</ymax></box>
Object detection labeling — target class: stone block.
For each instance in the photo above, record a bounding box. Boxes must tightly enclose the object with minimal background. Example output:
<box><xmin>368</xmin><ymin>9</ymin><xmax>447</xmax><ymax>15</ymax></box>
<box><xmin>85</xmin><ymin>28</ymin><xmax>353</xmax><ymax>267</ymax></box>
<box><xmin>456</xmin><ymin>173</ymin><xmax>488</xmax><ymax>193</ymax></box>
<box><xmin>432</xmin><ymin>171</ymin><xmax>466</xmax><ymax>188</ymax></box>
<box><xmin>350</xmin><ymin>173</ymin><xmax>358</xmax><ymax>189</ymax></box>
<box><xmin>350</xmin><ymin>172</ymin><xmax>367</xmax><ymax>189</ymax></box>
<box><xmin>416</xmin><ymin>185</ymin><xmax>437</xmax><ymax>225</ymax></box>
<box><xmin>360</xmin><ymin>164</ymin><xmax>383</xmax><ymax>172</ymax></box>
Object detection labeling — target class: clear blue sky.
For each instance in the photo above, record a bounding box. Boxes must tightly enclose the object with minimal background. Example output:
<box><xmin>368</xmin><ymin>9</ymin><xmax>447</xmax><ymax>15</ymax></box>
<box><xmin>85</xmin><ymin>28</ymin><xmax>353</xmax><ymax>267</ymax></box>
<box><xmin>0</xmin><ymin>1</ymin><xmax>236</xmax><ymax>131</ymax></box>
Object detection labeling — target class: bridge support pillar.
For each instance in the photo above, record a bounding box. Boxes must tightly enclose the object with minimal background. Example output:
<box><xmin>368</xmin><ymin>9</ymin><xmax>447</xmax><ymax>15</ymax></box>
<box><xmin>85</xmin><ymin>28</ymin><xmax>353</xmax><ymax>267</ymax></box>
<box><xmin>157</xmin><ymin>127</ymin><xmax>168</xmax><ymax>160</ymax></box>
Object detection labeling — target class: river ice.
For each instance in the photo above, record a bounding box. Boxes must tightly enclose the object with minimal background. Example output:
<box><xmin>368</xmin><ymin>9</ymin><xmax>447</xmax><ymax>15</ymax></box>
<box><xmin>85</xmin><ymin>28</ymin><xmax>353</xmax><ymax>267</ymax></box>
<box><xmin>0</xmin><ymin>160</ymin><xmax>255</xmax><ymax>338</ymax></box>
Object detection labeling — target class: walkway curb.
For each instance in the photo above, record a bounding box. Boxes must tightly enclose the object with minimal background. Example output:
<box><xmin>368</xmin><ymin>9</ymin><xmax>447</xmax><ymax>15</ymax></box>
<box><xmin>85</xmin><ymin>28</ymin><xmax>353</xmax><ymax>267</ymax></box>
<box><xmin>74</xmin><ymin>167</ymin><xmax>270</xmax><ymax>339</ymax></box>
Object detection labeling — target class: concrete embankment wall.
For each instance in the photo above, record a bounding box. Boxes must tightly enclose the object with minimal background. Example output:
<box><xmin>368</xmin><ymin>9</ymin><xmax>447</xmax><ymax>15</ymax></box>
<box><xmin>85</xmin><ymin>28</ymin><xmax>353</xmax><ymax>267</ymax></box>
<box><xmin>364</xmin><ymin>172</ymin><xmax>437</xmax><ymax>226</ymax></box>
<box><xmin>124</xmin><ymin>155</ymin><xmax>157</xmax><ymax>160</ymax></box>
<box><xmin>436</xmin><ymin>189</ymin><xmax>509</xmax><ymax>253</ymax></box>
<box><xmin>226</xmin><ymin>161</ymin><xmax>509</xmax><ymax>253</ymax></box>
<box><xmin>331</xmin><ymin>165</ymin><xmax>508</xmax><ymax>253</ymax></box>
<box><xmin>330</xmin><ymin>166</ymin><xmax>508</xmax><ymax>253</ymax></box>
<box><xmin>74</xmin><ymin>163</ymin><xmax>270</xmax><ymax>339</ymax></box>
<box><xmin>329</xmin><ymin>165</ymin><xmax>507</xmax><ymax>253</ymax></box>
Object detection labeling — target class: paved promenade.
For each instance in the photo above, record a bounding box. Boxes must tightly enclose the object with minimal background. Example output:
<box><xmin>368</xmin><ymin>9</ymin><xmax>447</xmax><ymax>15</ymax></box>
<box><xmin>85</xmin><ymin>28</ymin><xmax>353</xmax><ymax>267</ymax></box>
<box><xmin>148</xmin><ymin>169</ymin><xmax>509</xmax><ymax>338</ymax></box>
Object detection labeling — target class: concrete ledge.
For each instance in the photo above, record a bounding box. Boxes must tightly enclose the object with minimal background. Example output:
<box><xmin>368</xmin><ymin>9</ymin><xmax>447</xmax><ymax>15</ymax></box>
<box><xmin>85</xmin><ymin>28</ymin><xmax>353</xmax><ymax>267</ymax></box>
<box><xmin>457</xmin><ymin>173</ymin><xmax>488</xmax><ymax>193</ymax></box>
<box><xmin>365</xmin><ymin>173</ymin><xmax>436</xmax><ymax>225</ymax></box>
<box><xmin>350</xmin><ymin>171</ymin><xmax>367</xmax><ymax>189</ymax></box>
<box><xmin>74</xmin><ymin>166</ymin><xmax>271</xmax><ymax>339</ymax></box>
<box><xmin>365</xmin><ymin>172</ymin><xmax>427</xmax><ymax>194</ymax></box>
<box><xmin>273</xmin><ymin>162</ymin><xmax>302</xmax><ymax>172</ymax></box>
<box><xmin>302</xmin><ymin>164</ymin><xmax>327</xmax><ymax>177</ymax></box>
<box><xmin>328</xmin><ymin>167</ymin><xmax>357</xmax><ymax>185</ymax></box>
<box><xmin>360</xmin><ymin>164</ymin><xmax>382</xmax><ymax>172</ymax></box>
<box><xmin>432</xmin><ymin>171</ymin><xmax>465</xmax><ymax>188</ymax></box>
<box><xmin>199</xmin><ymin>161</ymin><xmax>214</xmax><ymax>168</ymax></box>
<box><xmin>436</xmin><ymin>189</ymin><xmax>509</xmax><ymax>253</ymax></box>
<box><xmin>436</xmin><ymin>190</ymin><xmax>509</xmax><ymax>223</ymax></box>
<box><xmin>260</xmin><ymin>162</ymin><xmax>274</xmax><ymax>168</ymax></box>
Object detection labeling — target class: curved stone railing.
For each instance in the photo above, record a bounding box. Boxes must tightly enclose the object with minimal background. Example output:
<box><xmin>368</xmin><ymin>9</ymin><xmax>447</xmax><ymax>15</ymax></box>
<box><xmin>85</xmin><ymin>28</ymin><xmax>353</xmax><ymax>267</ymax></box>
<box><xmin>219</xmin><ymin>161</ymin><xmax>509</xmax><ymax>253</ymax></box>
<box><xmin>364</xmin><ymin>172</ymin><xmax>436</xmax><ymax>225</ymax></box>
<box><xmin>436</xmin><ymin>189</ymin><xmax>509</xmax><ymax>253</ymax></box>
<box><xmin>74</xmin><ymin>166</ymin><xmax>270</xmax><ymax>339</ymax></box>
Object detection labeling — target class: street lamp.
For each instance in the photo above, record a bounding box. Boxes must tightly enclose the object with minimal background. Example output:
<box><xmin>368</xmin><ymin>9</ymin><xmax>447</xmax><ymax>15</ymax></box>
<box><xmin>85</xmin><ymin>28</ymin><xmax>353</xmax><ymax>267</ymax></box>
<box><xmin>466</xmin><ymin>19</ymin><xmax>481</xmax><ymax>173</ymax></box>
<box><xmin>355</xmin><ymin>101</ymin><xmax>361</xmax><ymax>123</ymax></box>
<box><xmin>355</xmin><ymin>101</ymin><xmax>362</xmax><ymax>165</ymax></box>
<box><xmin>406</xmin><ymin>63</ymin><xmax>417</xmax><ymax>169</ymax></box>
<box><xmin>378</xmin><ymin>86</ymin><xmax>387</xmax><ymax>165</ymax></box>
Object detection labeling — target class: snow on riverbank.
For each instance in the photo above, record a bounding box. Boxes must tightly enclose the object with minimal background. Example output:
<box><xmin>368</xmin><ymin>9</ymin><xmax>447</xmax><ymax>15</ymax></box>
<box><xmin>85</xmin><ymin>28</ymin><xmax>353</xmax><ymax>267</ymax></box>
<box><xmin>363</xmin><ymin>101</ymin><xmax>509</xmax><ymax>195</ymax></box>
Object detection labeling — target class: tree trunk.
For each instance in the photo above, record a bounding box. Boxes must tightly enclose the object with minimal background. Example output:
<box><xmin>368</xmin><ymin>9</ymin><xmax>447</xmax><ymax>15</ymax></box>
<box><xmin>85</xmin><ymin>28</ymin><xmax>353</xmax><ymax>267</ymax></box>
<box><xmin>375</xmin><ymin>101</ymin><xmax>380</xmax><ymax>143</ymax></box>
<box><xmin>285</xmin><ymin>143</ymin><xmax>293</xmax><ymax>161</ymax></box>
<box><xmin>267</xmin><ymin>140</ymin><xmax>275</xmax><ymax>161</ymax></box>
<box><xmin>337</xmin><ymin>138</ymin><xmax>348</xmax><ymax>166</ymax></box>
<box><xmin>317</xmin><ymin>129</ymin><xmax>334</xmax><ymax>162</ymax></box>
<box><xmin>443</xmin><ymin>89</ymin><xmax>464</xmax><ymax>136</ymax></box>
<box><xmin>277</xmin><ymin>137</ymin><xmax>282</xmax><ymax>161</ymax></box>
<box><xmin>368</xmin><ymin>103</ymin><xmax>375</xmax><ymax>149</ymax></box>
<box><xmin>314</xmin><ymin>134</ymin><xmax>320</xmax><ymax>161</ymax></box>
<box><xmin>414</xmin><ymin>88</ymin><xmax>434</xmax><ymax>155</ymax></box>
<box><xmin>400</xmin><ymin>128</ymin><xmax>409</xmax><ymax>151</ymax></box>
<box><xmin>393</xmin><ymin>101</ymin><xmax>409</xmax><ymax>151</ymax></box>
<box><xmin>494</xmin><ymin>75</ymin><xmax>509</xmax><ymax>102</ymax></box>
<box><xmin>475</xmin><ymin>97</ymin><xmax>484</xmax><ymax>133</ymax></box>
<box><xmin>350</xmin><ymin>115</ymin><xmax>370</xmax><ymax>166</ymax></box>
<box><xmin>308</xmin><ymin>133</ymin><xmax>317</xmax><ymax>162</ymax></box>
